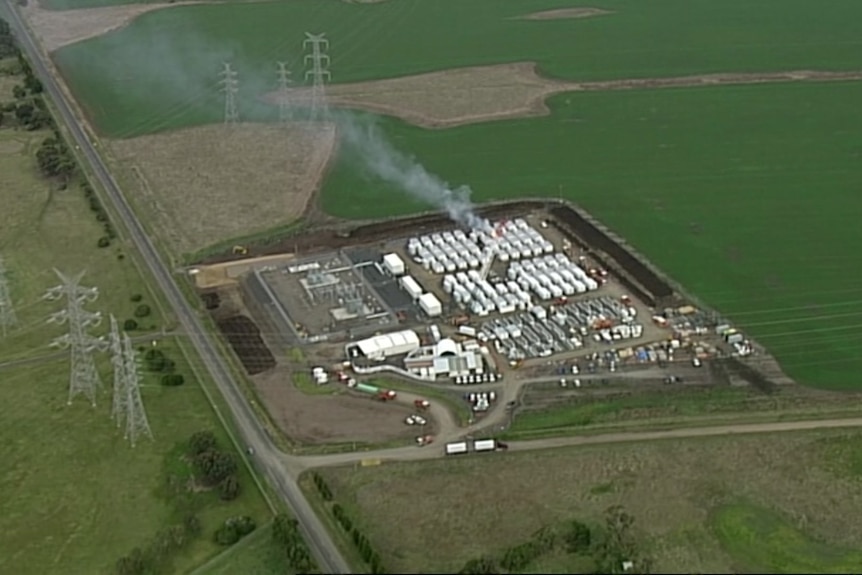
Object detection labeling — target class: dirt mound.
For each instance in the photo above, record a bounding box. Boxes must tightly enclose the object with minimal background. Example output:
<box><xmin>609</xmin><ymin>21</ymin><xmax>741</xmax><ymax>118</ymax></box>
<box><xmin>518</xmin><ymin>7</ymin><xmax>613</xmax><ymax>20</ymax></box>
<box><xmin>108</xmin><ymin>122</ymin><xmax>336</xmax><ymax>255</ymax></box>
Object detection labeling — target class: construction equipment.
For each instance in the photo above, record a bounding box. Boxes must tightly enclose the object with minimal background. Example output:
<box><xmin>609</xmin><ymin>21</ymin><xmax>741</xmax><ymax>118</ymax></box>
<box><xmin>232</xmin><ymin>245</ymin><xmax>248</xmax><ymax>255</ymax></box>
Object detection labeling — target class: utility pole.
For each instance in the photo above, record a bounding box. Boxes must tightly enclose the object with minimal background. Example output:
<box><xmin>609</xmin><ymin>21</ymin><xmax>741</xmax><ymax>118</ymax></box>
<box><xmin>276</xmin><ymin>61</ymin><xmax>293</xmax><ymax>124</ymax></box>
<box><xmin>120</xmin><ymin>333</ymin><xmax>152</xmax><ymax>446</ymax></box>
<box><xmin>44</xmin><ymin>270</ymin><xmax>107</xmax><ymax>407</ymax></box>
<box><xmin>0</xmin><ymin>255</ymin><xmax>16</xmax><ymax>338</ymax></box>
<box><xmin>303</xmin><ymin>32</ymin><xmax>331</xmax><ymax>121</ymax></box>
<box><xmin>219</xmin><ymin>62</ymin><xmax>240</xmax><ymax>126</ymax></box>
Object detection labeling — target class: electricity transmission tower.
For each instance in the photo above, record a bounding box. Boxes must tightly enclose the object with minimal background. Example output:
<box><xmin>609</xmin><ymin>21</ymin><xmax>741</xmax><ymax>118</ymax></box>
<box><xmin>119</xmin><ymin>333</ymin><xmax>153</xmax><ymax>446</ymax></box>
<box><xmin>303</xmin><ymin>33</ymin><xmax>331</xmax><ymax>120</ymax></box>
<box><xmin>44</xmin><ymin>270</ymin><xmax>106</xmax><ymax>407</ymax></box>
<box><xmin>219</xmin><ymin>62</ymin><xmax>240</xmax><ymax>125</ymax></box>
<box><xmin>276</xmin><ymin>61</ymin><xmax>293</xmax><ymax>123</ymax></box>
<box><xmin>0</xmin><ymin>255</ymin><xmax>16</xmax><ymax>338</ymax></box>
<box><xmin>108</xmin><ymin>314</ymin><xmax>153</xmax><ymax>445</ymax></box>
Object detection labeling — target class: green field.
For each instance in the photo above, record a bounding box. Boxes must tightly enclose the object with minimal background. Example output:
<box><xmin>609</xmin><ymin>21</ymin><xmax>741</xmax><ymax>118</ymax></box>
<box><xmin>325</xmin><ymin>83</ymin><xmax>862</xmax><ymax>388</ymax></box>
<box><xmin>53</xmin><ymin>0</ymin><xmax>862</xmax><ymax>137</ymax></box>
<box><xmin>196</xmin><ymin>523</ymin><xmax>291</xmax><ymax>575</ymax></box>
<box><xmin>504</xmin><ymin>386</ymin><xmax>862</xmax><ymax>439</ymax></box>
<box><xmin>0</xmin><ymin>349</ymin><xmax>270</xmax><ymax>575</ymax></box>
<box><xmin>316</xmin><ymin>431</ymin><xmax>862</xmax><ymax>573</ymax></box>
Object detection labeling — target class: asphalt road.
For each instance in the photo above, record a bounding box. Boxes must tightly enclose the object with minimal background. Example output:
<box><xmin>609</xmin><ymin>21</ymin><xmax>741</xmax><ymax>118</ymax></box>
<box><xmin>4</xmin><ymin>6</ymin><xmax>350</xmax><ymax>574</ymax></box>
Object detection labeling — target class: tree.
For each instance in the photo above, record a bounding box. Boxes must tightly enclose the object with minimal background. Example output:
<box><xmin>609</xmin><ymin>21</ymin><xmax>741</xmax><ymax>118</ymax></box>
<box><xmin>133</xmin><ymin>304</ymin><xmax>151</xmax><ymax>318</ymax></box>
<box><xmin>229</xmin><ymin>515</ymin><xmax>256</xmax><ymax>536</ymax></box>
<box><xmin>214</xmin><ymin>523</ymin><xmax>240</xmax><ymax>546</ymax></box>
<box><xmin>563</xmin><ymin>520</ymin><xmax>592</xmax><ymax>554</ymax></box>
<box><xmin>12</xmin><ymin>84</ymin><xmax>26</xmax><ymax>100</ymax></box>
<box><xmin>458</xmin><ymin>556</ymin><xmax>498</xmax><ymax>574</ymax></box>
<box><xmin>193</xmin><ymin>449</ymin><xmax>237</xmax><ymax>486</ymax></box>
<box><xmin>188</xmin><ymin>431</ymin><xmax>218</xmax><ymax>457</ymax></box>
<box><xmin>23</xmin><ymin>74</ymin><xmax>42</xmax><ymax>94</ymax></box>
<box><xmin>97</xmin><ymin>237</ymin><xmax>111</xmax><ymax>248</ymax></box>
<box><xmin>123</xmin><ymin>319</ymin><xmax>138</xmax><ymax>331</ymax></box>
<box><xmin>219</xmin><ymin>474</ymin><xmax>240</xmax><ymax>501</ymax></box>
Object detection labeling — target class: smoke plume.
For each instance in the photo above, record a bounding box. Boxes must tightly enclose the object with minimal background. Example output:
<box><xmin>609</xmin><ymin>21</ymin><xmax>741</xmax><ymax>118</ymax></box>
<box><xmin>334</xmin><ymin>112</ymin><xmax>489</xmax><ymax>231</ymax></box>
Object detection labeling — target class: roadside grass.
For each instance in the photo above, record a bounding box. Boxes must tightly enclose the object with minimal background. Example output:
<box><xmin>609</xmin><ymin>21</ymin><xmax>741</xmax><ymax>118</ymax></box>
<box><xmin>294</xmin><ymin>371</ymin><xmax>342</xmax><ymax>396</ymax></box>
<box><xmin>317</xmin><ymin>430</ymin><xmax>862</xmax><ymax>573</ymax></box>
<box><xmin>53</xmin><ymin>0</ymin><xmax>862</xmax><ymax>136</ymax></box>
<box><xmin>321</xmin><ymin>82</ymin><xmax>862</xmax><ymax>389</ymax></box>
<box><xmin>501</xmin><ymin>385</ymin><xmax>862</xmax><ymax>440</ymax></box>
<box><xmin>0</xmin><ymin>349</ymin><xmax>270</xmax><ymax>575</ymax></box>
<box><xmin>196</xmin><ymin>522</ymin><xmax>292</xmax><ymax>575</ymax></box>
<box><xmin>0</xmin><ymin>122</ymin><xmax>163</xmax><ymax>365</ymax></box>
<box><xmin>711</xmin><ymin>504</ymin><xmax>862</xmax><ymax>573</ymax></box>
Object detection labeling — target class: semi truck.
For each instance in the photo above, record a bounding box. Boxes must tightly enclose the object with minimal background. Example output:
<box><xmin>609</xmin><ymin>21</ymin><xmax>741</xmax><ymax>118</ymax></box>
<box><xmin>351</xmin><ymin>382</ymin><xmax>397</xmax><ymax>401</ymax></box>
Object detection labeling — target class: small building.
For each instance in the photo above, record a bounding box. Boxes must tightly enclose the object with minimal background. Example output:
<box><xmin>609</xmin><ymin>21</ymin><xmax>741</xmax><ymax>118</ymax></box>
<box><xmin>346</xmin><ymin>329</ymin><xmax>421</xmax><ymax>362</ymax></box>
<box><xmin>400</xmin><ymin>275</ymin><xmax>423</xmax><ymax>300</ymax></box>
<box><xmin>418</xmin><ymin>292</ymin><xmax>442</xmax><ymax>317</ymax></box>
<box><xmin>404</xmin><ymin>338</ymin><xmax>485</xmax><ymax>379</ymax></box>
<box><xmin>382</xmin><ymin>253</ymin><xmax>406</xmax><ymax>276</ymax></box>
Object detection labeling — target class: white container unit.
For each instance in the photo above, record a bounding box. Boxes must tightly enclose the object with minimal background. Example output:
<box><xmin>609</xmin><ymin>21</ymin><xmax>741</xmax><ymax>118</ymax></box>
<box><xmin>400</xmin><ymin>275</ymin><xmax>424</xmax><ymax>300</ymax></box>
<box><xmin>418</xmin><ymin>292</ymin><xmax>443</xmax><ymax>317</ymax></box>
<box><xmin>432</xmin><ymin>261</ymin><xmax>445</xmax><ymax>275</ymax></box>
<box><xmin>443</xmin><ymin>275</ymin><xmax>456</xmax><ymax>294</ymax></box>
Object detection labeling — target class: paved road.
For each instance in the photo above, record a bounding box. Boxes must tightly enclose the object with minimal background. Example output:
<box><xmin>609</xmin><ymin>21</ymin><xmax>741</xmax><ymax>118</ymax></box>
<box><xmin>4</xmin><ymin>6</ymin><xmax>349</xmax><ymax>574</ymax></box>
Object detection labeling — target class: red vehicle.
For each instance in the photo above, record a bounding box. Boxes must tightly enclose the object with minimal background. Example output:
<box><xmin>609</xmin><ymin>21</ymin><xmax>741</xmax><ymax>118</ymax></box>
<box><xmin>414</xmin><ymin>399</ymin><xmax>430</xmax><ymax>410</ymax></box>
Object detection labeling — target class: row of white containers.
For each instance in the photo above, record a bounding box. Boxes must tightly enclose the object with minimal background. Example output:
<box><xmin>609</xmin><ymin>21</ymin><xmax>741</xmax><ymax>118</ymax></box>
<box><xmin>443</xmin><ymin>270</ymin><xmax>532</xmax><ymax>317</ymax></box>
<box><xmin>406</xmin><ymin>220</ymin><xmax>554</xmax><ymax>275</ymax></box>
<box><xmin>509</xmin><ymin>254</ymin><xmax>600</xmax><ymax>301</ymax></box>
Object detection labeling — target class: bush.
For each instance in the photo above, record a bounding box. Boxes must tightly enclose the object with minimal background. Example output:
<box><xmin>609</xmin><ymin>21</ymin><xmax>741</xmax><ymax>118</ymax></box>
<box><xmin>161</xmin><ymin>373</ymin><xmax>185</xmax><ymax>387</ymax></box>
<box><xmin>214</xmin><ymin>524</ymin><xmax>240</xmax><ymax>546</ymax></box>
<box><xmin>219</xmin><ymin>475</ymin><xmax>240</xmax><ymax>501</ymax></box>
<box><xmin>228</xmin><ymin>515</ymin><xmax>256</xmax><ymax>536</ymax></box>
<box><xmin>123</xmin><ymin>319</ymin><xmax>138</xmax><ymax>331</ymax></box>
<box><xmin>563</xmin><ymin>520</ymin><xmax>592</xmax><ymax>554</ymax></box>
<box><xmin>130</xmin><ymin>293</ymin><xmax>143</xmax><ymax>302</ymax></box>
<box><xmin>97</xmin><ymin>236</ymin><xmax>111</xmax><ymax>248</ymax></box>
<box><xmin>188</xmin><ymin>431</ymin><xmax>218</xmax><ymax>457</ymax></box>
<box><xmin>134</xmin><ymin>304</ymin><xmax>151</xmax><ymax>318</ymax></box>
<box><xmin>193</xmin><ymin>449</ymin><xmax>237</xmax><ymax>486</ymax></box>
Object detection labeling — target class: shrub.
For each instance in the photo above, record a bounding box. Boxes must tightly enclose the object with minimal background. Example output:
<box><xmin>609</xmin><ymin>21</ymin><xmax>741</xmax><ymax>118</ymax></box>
<box><xmin>219</xmin><ymin>475</ymin><xmax>240</xmax><ymax>501</ymax></box>
<box><xmin>123</xmin><ymin>319</ymin><xmax>138</xmax><ymax>331</ymax></box>
<box><xmin>130</xmin><ymin>293</ymin><xmax>143</xmax><ymax>302</ymax></box>
<box><xmin>134</xmin><ymin>304</ymin><xmax>151</xmax><ymax>318</ymax></box>
<box><xmin>214</xmin><ymin>524</ymin><xmax>239</xmax><ymax>546</ymax></box>
<box><xmin>161</xmin><ymin>373</ymin><xmax>185</xmax><ymax>387</ymax></box>
<box><xmin>97</xmin><ymin>236</ymin><xmax>111</xmax><ymax>248</ymax></box>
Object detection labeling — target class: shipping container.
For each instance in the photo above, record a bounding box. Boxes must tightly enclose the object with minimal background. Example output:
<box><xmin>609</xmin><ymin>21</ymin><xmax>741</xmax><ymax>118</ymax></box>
<box><xmin>354</xmin><ymin>383</ymin><xmax>380</xmax><ymax>395</ymax></box>
<box><xmin>400</xmin><ymin>275</ymin><xmax>424</xmax><ymax>300</ymax></box>
<box><xmin>473</xmin><ymin>439</ymin><xmax>497</xmax><ymax>452</ymax></box>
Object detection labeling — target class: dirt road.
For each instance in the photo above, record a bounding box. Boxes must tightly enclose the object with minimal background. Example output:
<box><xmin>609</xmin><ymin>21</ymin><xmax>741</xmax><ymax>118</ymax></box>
<box><xmin>293</xmin><ymin>417</ymin><xmax>862</xmax><ymax>470</ymax></box>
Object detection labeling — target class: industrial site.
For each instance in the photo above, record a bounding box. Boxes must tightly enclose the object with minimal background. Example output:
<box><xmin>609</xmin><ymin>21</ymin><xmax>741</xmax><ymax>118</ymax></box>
<box><xmin>194</xmin><ymin>202</ymin><xmax>765</xmax><ymax>451</ymax></box>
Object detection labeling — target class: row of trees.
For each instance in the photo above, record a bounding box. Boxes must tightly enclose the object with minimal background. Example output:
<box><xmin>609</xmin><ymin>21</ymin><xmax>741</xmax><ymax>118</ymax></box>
<box><xmin>272</xmin><ymin>513</ymin><xmax>317</xmax><ymax>573</ymax></box>
<box><xmin>312</xmin><ymin>473</ymin><xmax>386</xmax><ymax>573</ymax></box>
<box><xmin>187</xmin><ymin>431</ymin><xmax>241</xmax><ymax>501</ymax></box>
<box><xmin>115</xmin><ymin>515</ymin><xmax>202</xmax><ymax>575</ymax></box>
<box><xmin>458</xmin><ymin>506</ymin><xmax>651</xmax><ymax>574</ymax></box>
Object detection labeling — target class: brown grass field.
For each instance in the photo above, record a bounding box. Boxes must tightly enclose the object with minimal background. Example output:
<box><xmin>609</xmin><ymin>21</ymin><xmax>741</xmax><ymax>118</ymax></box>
<box><xmin>319</xmin><ymin>430</ymin><xmax>862</xmax><ymax>573</ymax></box>
<box><xmin>108</xmin><ymin>122</ymin><xmax>336</xmax><ymax>254</ymax></box>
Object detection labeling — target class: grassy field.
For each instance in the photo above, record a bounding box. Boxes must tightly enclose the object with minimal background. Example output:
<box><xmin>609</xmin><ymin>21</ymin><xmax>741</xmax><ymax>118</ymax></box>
<box><xmin>196</xmin><ymin>523</ymin><xmax>291</xmax><ymax>575</ymax></box>
<box><xmin>0</xmin><ymin>109</ymin><xmax>165</xmax><ymax>365</ymax></box>
<box><xmin>322</xmin><ymin>82</ymin><xmax>862</xmax><ymax>388</ymax></box>
<box><xmin>503</xmin><ymin>385</ymin><xmax>862</xmax><ymax>439</ymax></box>
<box><xmin>0</xmin><ymin>344</ymin><xmax>271</xmax><ymax>575</ymax></box>
<box><xmin>52</xmin><ymin>0</ymin><xmax>862</xmax><ymax>137</ymax></box>
<box><xmin>317</xmin><ymin>430</ymin><xmax>862</xmax><ymax>573</ymax></box>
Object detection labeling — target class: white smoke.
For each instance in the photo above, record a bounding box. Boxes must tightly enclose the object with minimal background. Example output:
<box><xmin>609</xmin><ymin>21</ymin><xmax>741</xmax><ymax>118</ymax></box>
<box><xmin>334</xmin><ymin>112</ymin><xmax>490</xmax><ymax>232</ymax></box>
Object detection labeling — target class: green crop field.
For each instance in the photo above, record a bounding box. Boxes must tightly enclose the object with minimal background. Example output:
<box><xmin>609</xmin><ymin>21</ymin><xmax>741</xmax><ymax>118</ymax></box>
<box><xmin>316</xmin><ymin>431</ymin><xmax>862</xmax><ymax>573</ymax></box>
<box><xmin>52</xmin><ymin>0</ymin><xmax>862</xmax><ymax>137</ymax></box>
<box><xmin>0</xmin><ymin>347</ymin><xmax>271</xmax><ymax>575</ymax></box>
<box><xmin>325</xmin><ymin>83</ymin><xmax>862</xmax><ymax>388</ymax></box>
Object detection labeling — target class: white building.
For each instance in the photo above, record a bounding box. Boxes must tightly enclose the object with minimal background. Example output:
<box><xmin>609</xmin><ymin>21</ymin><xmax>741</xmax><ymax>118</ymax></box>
<box><xmin>418</xmin><ymin>292</ymin><xmax>442</xmax><ymax>317</ymax></box>
<box><xmin>404</xmin><ymin>338</ymin><xmax>484</xmax><ymax>379</ymax></box>
<box><xmin>346</xmin><ymin>329</ymin><xmax>421</xmax><ymax>362</ymax></box>
<box><xmin>382</xmin><ymin>253</ymin><xmax>405</xmax><ymax>276</ymax></box>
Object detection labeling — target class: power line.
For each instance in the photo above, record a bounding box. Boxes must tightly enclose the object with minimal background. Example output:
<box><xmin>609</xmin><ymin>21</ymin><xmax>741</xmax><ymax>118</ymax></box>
<box><xmin>277</xmin><ymin>61</ymin><xmax>293</xmax><ymax>124</ymax></box>
<box><xmin>303</xmin><ymin>32</ymin><xmax>331</xmax><ymax>121</ymax></box>
<box><xmin>219</xmin><ymin>62</ymin><xmax>240</xmax><ymax>126</ymax></box>
<box><xmin>109</xmin><ymin>315</ymin><xmax>125</xmax><ymax>423</ymax></box>
<box><xmin>44</xmin><ymin>270</ymin><xmax>107</xmax><ymax>407</ymax></box>
<box><xmin>0</xmin><ymin>255</ymin><xmax>17</xmax><ymax>338</ymax></box>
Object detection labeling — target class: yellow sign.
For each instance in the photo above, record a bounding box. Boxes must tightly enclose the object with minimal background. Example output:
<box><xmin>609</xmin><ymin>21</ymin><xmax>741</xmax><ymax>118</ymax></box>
<box><xmin>361</xmin><ymin>459</ymin><xmax>381</xmax><ymax>467</ymax></box>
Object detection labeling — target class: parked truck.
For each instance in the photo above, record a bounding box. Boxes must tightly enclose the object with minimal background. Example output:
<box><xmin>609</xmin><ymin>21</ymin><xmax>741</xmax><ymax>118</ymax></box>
<box><xmin>353</xmin><ymin>382</ymin><xmax>396</xmax><ymax>401</ymax></box>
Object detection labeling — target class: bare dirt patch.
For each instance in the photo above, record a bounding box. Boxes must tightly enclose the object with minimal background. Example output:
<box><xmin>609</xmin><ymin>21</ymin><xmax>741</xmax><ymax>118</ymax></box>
<box><xmin>323</xmin><ymin>431</ymin><xmax>862</xmax><ymax>573</ymax></box>
<box><xmin>252</xmin><ymin>366</ymin><xmax>425</xmax><ymax>445</ymax></box>
<box><xmin>22</xmin><ymin>1</ymin><xmax>204</xmax><ymax>53</ymax></box>
<box><xmin>107</xmin><ymin>122</ymin><xmax>336</xmax><ymax>255</ymax></box>
<box><xmin>266</xmin><ymin>64</ymin><xmax>862</xmax><ymax>130</ymax></box>
<box><xmin>517</xmin><ymin>7</ymin><xmax>613</xmax><ymax>20</ymax></box>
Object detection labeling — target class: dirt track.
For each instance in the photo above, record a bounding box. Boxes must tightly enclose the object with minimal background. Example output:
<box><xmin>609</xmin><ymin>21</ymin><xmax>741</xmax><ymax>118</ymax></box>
<box><xmin>293</xmin><ymin>416</ymin><xmax>862</xmax><ymax>471</ymax></box>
